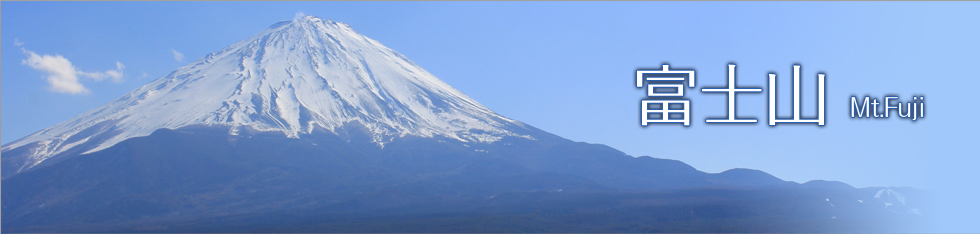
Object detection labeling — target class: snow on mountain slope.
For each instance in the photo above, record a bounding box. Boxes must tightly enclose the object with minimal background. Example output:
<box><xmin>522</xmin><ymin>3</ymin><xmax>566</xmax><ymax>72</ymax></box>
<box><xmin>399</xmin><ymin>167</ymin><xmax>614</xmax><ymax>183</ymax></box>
<box><xmin>2</xmin><ymin>15</ymin><xmax>532</xmax><ymax>174</ymax></box>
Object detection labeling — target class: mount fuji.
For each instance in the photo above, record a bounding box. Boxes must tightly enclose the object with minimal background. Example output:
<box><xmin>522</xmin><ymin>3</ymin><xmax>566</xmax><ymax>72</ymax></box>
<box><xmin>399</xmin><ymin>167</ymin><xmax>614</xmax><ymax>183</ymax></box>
<box><xmin>3</xmin><ymin>16</ymin><xmax>530</xmax><ymax>176</ymax></box>
<box><xmin>1</xmin><ymin>16</ymin><xmax>930</xmax><ymax>232</ymax></box>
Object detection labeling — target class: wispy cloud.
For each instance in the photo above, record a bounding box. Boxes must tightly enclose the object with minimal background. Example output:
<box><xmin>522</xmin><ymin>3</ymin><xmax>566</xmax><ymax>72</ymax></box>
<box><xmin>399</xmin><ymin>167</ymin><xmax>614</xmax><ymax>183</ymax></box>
<box><xmin>294</xmin><ymin>12</ymin><xmax>307</xmax><ymax>21</ymax></box>
<box><xmin>171</xmin><ymin>49</ymin><xmax>185</xmax><ymax>62</ymax></box>
<box><xmin>21</xmin><ymin>48</ymin><xmax>125</xmax><ymax>94</ymax></box>
<box><xmin>14</xmin><ymin>38</ymin><xmax>24</xmax><ymax>46</ymax></box>
<box><xmin>81</xmin><ymin>62</ymin><xmax>125</xmax><ymax>82</ymax></box>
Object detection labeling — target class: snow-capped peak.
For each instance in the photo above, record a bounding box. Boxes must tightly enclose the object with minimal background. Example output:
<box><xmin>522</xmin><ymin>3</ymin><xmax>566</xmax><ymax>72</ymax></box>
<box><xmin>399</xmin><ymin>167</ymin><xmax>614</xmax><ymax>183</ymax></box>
<box><xmin>3</xmin><ymin>15</ymin><xmax>531</xmax><ymax>174</ymax></box>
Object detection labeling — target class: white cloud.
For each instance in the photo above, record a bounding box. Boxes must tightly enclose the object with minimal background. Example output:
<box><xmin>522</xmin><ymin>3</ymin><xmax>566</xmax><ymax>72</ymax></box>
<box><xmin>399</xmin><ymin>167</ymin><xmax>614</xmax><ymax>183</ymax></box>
<box><xmin>21</xmin><ymin>48</ymin><xmax>125</xmax><ymax>94</ymax></box>
<box><xmin>80</xmin><ymin>62</ymin><xmax>125</xmax><ymax>82</ymax></box>
<box><xmin>14</xmin><ymin>38</ymin><xmax>24</xmax><ymax>46</ymax></box>
<box><xmin>170</xmin><ymin>49</ymin><xmax>184</xmax><ymax>62</ymax></box>
<box><xmin>294</xmin><ymin>12</ymin><xmax>307</xmax><ymax>21</ymax></box>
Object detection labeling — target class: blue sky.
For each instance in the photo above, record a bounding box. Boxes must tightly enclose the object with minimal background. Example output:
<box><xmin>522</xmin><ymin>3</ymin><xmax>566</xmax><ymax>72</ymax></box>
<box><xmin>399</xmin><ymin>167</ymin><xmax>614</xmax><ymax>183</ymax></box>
<box><xmin>3</xmin><ymin>2</ymin><xmax>979</xmax><ymax>229</ymax></box>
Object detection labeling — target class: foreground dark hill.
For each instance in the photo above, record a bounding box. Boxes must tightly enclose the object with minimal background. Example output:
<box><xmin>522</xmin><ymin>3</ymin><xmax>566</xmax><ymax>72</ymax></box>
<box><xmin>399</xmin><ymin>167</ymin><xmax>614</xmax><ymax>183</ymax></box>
<box><xmin>2</xmin><ymin>126</ymin><xmax>932</xmax><ymax>232</ymax></box>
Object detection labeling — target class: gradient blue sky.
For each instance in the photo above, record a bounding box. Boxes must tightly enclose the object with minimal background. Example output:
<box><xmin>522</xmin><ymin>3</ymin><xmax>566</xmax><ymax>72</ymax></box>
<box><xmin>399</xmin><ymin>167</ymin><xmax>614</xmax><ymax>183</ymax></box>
<box><xmin>3</xmin><ymin>2</ymin><xmax>978</xmax><ymax>229</ymax></box>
